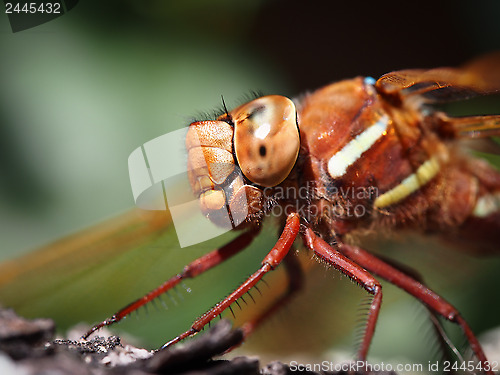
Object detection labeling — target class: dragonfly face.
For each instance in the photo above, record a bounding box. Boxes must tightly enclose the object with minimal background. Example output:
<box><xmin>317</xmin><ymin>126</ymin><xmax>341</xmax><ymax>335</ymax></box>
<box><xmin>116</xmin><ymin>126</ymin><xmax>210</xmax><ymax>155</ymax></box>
<box><xmin>186</xmin><ymin>95</ymin><xmax>300</xmax><ymax>228</ymax></box>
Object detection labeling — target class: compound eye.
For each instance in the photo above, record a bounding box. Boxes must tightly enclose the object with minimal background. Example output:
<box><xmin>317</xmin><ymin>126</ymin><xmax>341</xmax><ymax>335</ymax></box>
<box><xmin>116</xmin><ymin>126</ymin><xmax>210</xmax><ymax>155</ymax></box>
<box><xmin>232</xmin><ymin>95</ymin><xmax>299</xmax><ymax>187</ymax></box>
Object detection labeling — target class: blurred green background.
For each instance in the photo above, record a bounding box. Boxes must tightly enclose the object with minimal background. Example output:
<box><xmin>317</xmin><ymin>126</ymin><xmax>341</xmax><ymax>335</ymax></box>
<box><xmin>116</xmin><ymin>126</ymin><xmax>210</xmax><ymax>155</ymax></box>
<box><xmin>1</xmin><ymin>0</ymin><xmax>500</xmax><ymax>371</ymax></box>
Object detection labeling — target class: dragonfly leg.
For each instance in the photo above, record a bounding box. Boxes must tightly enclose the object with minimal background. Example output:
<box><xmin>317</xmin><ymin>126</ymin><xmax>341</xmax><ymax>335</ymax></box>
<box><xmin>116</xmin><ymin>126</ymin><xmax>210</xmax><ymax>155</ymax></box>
<box><xmin>161</xmin><ymin>212</ymin><xmax>300</xmax><ymax>349</ymax></box>
<box><xmin>368</xmin><ymin>254</ymin><xmax>463</xmax><ymax>363</ymax></box>
<box><xmin>339</xmin><ymin>243</ymin><xmax>494</xmax><ymax>375</ymax></box>
<box><xmin>240</xmin><ymin>248</ymin><xmax>304</xmax><ymax>340</ymax></box>
<box><xmin>302</xmin><ymin>227</ymin><xmax>382</xmax><ymax>361</ymax></box>
<box><xmin>82</xmin><ymin>228</ymin><xmax>260</xmax><ymax>339</ymax></box>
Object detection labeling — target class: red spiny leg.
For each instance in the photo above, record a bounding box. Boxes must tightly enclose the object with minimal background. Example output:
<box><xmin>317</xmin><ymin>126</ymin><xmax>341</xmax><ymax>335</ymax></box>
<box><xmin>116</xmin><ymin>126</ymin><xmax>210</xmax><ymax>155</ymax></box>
<box><xmin>161</xmin><ymin>213</ymin><xmax>300</xmax><ymax>349</ymax></box>
<box><xmin>370</xmin><ymin>254</ymin><xmax>462</xmax><ymax>362</ymax></box>
<box><xmin>83</xmin><ymin>229</ymin><xmax>259</xmax><ymax>339</ymax></box>
<box><xmin>339</xmin><ymin>243</ymin><xmax>493</xmax><ymax>375</ymax></box>
<box><xmin>240</xmin><ymin>249</ymin><xmax>304</xmax><ymax>340</ymax></box>
<box><xmin>302</xmin><ymin>228</ymin><xmax>382</xmax><ymax>361</ymax></box>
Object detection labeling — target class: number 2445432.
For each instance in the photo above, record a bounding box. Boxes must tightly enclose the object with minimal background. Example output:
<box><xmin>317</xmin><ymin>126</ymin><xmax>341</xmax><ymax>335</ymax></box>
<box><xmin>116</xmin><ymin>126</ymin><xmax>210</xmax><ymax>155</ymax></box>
<box><xmin>5</xmin><ymin>2</ymin><xmax>61</xmax><ymax>14</ymax></box>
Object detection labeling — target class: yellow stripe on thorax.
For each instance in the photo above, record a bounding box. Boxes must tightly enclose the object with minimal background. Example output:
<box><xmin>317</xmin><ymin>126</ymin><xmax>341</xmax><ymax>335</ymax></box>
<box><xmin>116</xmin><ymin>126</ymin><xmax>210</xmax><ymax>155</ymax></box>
<box><xmin>327</xmin><ymin>116</ymin><xmax>389</xmax><ymax>178</ymax></box>
<box><xmin>473</xmin><ymin>192</ymin><xmax>500</xmax><ymax>217</ymax></box>
<box><xmin>374</xmin><ymin>156</ymin><xmax>441</xmax><ymax>208</ymax></box>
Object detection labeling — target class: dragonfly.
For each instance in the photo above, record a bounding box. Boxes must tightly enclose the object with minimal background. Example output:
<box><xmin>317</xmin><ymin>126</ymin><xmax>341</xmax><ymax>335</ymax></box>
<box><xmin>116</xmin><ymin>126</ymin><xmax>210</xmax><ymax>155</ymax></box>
<box><xmin>2</xmin><ymin>53</ymin><xmax>500</xmax><ymax>371</ymax></box>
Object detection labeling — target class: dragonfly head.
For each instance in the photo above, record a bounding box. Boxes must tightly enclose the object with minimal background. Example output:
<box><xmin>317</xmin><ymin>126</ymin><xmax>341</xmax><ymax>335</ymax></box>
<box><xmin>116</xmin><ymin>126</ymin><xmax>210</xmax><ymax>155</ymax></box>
<box><xmin>186</xmin><ymin>95</ymin><xmax>300</xmax><ymax>227</ymax></box>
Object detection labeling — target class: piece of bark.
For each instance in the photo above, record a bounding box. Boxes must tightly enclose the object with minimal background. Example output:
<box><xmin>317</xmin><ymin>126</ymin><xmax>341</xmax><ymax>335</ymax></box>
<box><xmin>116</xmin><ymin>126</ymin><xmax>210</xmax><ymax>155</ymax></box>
<box><xmin>0</xmin><ymin>307</ymin><xmax>398</xmax><ymax>375</ymax></box>
<box><xmin>0</xmin><ymin>308</ymin><xmax>55</xmax><ymax>360</ymax></box>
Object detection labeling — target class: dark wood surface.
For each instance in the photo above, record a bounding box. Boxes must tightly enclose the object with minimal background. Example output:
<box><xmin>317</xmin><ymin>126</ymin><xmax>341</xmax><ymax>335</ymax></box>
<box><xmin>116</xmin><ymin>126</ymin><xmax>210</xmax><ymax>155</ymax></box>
<box><xmin>0</xmin><ymin>307</ymin><xmax>399</xmax><ymax>375</ymax></box>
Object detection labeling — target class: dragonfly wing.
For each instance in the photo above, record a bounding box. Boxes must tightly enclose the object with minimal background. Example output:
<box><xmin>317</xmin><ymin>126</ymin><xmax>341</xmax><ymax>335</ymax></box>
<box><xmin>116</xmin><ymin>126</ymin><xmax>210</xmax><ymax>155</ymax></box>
<box><xmin>0</xmin><ymin>210</ymin><xmax>176</xmax><ymax>326</ymax></box>
<box><xmin>375</xmin><ymin>52</ymin><xmax>500</xmax><ymax>102</ymax></box>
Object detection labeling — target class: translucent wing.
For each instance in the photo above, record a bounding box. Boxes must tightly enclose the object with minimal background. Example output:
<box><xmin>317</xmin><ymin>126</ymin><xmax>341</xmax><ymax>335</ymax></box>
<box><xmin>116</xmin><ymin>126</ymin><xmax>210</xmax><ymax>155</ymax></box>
<box><xmin>435</xmin><ymin>113</ymin><xmax>500</xmax><ymax>139</ymax></box>
<box><xmin>0</xmin><ymin>210</ymin><xmax>173</xmax><ymax>326</ymax></box>
<box><xmin>375</xmin><ymin>52</ymin><xmax>500</xmax><ymax>102</ymax></box>
<box><xmin>376</xmin><ymin>53</ymin><xmax>500</xmax><ymax>139</ymax></box>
